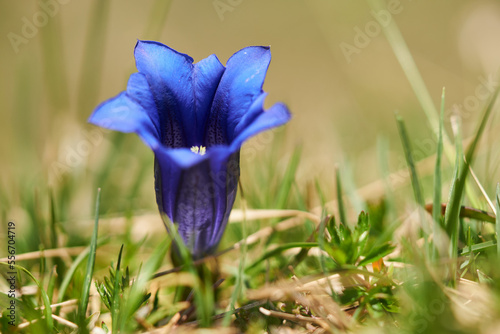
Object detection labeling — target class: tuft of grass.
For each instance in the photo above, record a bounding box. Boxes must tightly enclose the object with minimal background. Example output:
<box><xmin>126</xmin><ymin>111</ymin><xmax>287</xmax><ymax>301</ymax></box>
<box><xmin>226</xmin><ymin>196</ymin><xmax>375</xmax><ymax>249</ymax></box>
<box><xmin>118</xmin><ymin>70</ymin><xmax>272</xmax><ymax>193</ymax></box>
<box><xmin>444</xmin><ymin>84</ymin><xmax>499</xmax><ymax>284</ymax></box>
<box><xmin>335</xmin><ymin>165</ymin><xmax>347</xmax><ymax>224</ymax></box>
<box><xmin>223</xmin><ymin>181</ymin><xmax>248</xmax><ymax>327</ymax></box>
<box><xmin>395</xmin><ymin>113</ymin><xmax>425</xmax><ymax>208</ymax></box>
<box><xmin>0</xmin><ymin>262</ymin><xmax>54</xmax><ymax>331</ymax></box>
<box><xmin>431</xmin><ymin>88</ymin><xmax>445</xmax><ymax>259</ymax></box>
<box><xmin>273</xmin><ymin>145</ymin><xmax>302</xmax><ymax>212</ymax></box>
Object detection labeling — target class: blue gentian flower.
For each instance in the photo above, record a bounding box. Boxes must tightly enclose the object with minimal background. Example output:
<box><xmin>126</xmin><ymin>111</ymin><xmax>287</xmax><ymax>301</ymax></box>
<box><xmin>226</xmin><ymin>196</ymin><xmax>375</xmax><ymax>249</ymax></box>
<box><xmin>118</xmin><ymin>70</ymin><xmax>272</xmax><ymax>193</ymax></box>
<box><xmin>89</xmin><ymin>40</ymin><xmax>291</xmax><ymax>258</ymax></box>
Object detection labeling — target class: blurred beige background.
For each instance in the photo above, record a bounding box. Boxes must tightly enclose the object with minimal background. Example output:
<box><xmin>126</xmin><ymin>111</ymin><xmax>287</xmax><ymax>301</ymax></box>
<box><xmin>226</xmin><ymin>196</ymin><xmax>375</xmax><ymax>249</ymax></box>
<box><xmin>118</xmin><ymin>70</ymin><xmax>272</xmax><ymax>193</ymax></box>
<box><xmin>2</xmin><ymin>0</ymin><xmax>500</xmax><ymax>202</ymax></box>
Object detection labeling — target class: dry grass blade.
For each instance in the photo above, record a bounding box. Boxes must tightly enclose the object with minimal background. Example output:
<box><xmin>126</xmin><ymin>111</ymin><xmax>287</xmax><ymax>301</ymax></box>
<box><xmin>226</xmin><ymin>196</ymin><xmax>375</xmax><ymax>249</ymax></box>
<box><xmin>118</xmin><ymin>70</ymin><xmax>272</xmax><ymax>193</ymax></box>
<box><xmin>161</xmin><ymin>312</ymin><xmax>181</xmax><ymax>333</ymax></box>
<box><xmin>37</xmin><ymin>298</ymin><xmax>78</xmax><ymax>312</ymax></box>
<box><xmin>248</xmin><ymin>276</ymin><xmax>352</xmax><ymax>331</ymax></box>
<box><xmin>234</xmin><ymin>215</ymin><xmax>314</xmax><ymax>250</ymax></box>
<box><xmin>444</xmin><ymin>278</ymin><xmax>495</xmax><ymax>328</ymax></box>
<box><xmin>73</xmin><ymin>209</ymin><xmax>320</xmax><ymax>243</ymax></box>
<box><xmin>154</xmin><ymin>214</ymin><xmax>318</xmax><ymax>278</ymax></box>
<box><xmin>299</xmin><ymin>274</ymin><xmax>344</xmax><ymax>295</ymax></box>
<box><xmin>230</xmin><ymin>209</ymin><xmax>321</xmax><ymax>224</ymax></box>
<box><xmin>469</xmin><ymin>165</ymin><xmax>496</xmax><ymax>214</ymax></box>
<box><xmin>316</xmin><ymin>122</ymin><xmax>500</xmax><ymax>216</ymax></box>
<box><xmin>51</xmin><ymin>314</ymin><xmax>78</xmax><ymax>329</ymax></box>
<box><xmin>0</xmin><ymin>246</ymin><xmax>86</xmax><ymax>262</ymax></box>
<box><xmin>259</xmin><ymin>307</ymin><xmax>330</xmax><ymax>330</ymax></box>
<box><xmin>18</xmin><ymin>314</ymin><xmax>78</xmax><ymax>330</ymax></box>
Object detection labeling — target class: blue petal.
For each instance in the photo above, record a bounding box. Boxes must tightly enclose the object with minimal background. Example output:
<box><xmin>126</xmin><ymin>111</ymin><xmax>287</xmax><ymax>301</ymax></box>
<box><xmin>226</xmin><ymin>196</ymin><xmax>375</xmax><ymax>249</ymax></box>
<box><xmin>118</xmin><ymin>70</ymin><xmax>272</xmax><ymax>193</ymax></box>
<box><xmin>154</xmin><ymin>147</ymin><xmax>207</xmax><ymax>169</ymax></box>
<box><xmin>154</xmin><ymin>146</ymin><xmax>239</xmax><ymax>258</ymax></box>
<box><xmin>193</xmin><ymin>54</ymin><xmax>225</xmax><ymax>145</ymax></box>
<box><xmin>232</xmin><ymin>93</ymin><xmax>268</xmax><ymax>136</ymax></box>
<box><xmin>206</xmin><ymin>148</ymin><xmax>240</xmax><ymax>247</ymax></box>
<box><xmin>88</xmin><ymin>92</ymin><xmax>160</xmax><ymax>149</ymax></box>
<box><xmin>134</xmin><ymin>40</ymin><xmax>226</xmax><ymax>148</ymax></box>
<box><xmin>153</xmin><ymin>148</ymin><xmax>204</xmax><ymax>235</ymax></box>
<box><xmin>153</xmin><ymin>147</ymin><xmax>211</xmax><ymax>231</ymax></box>
<box><xmin>91</xmin><ymin>41</ymin><xmax>290</xmax><ymax>259</ymax></box>
<box><xmin>230</xmin><ymin>98</ymin><xmax>291</xmax><ymax>151</ymax></box>
<box><xmin>175</xmin><ymin>159</ymin><xmax>215</xmax><ymax>257</ymax></box>
<box><xmin>134</xmin><ymin>40</ymin><xmax>193</xmax><ymax>148</ymax></box>
<box><xmin>205</xmin><ymin>46</ymin><xmax>271</xmax><ymax>146</ymax></box>
<box><xmin>126</xmin><ymin>73</ymin><xmax>161</xmax><ymax>135</ymax></box>
<box><xmin>154</xmin><ymin>155</ymin><xmax>181</xmax><ymax>220</ymax></box>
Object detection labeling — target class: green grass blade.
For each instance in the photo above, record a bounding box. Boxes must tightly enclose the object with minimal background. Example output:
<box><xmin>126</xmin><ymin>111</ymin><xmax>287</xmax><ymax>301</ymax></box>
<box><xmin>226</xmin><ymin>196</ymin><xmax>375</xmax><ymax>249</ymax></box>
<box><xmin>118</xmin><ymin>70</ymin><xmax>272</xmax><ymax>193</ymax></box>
<box><xmin>77</xmin><ymin>0</ymin><xmax>112</xmax><ymax>117</ymax></box>
<box><xmin>451</xmin><ymin>116</ymin><xmax>464</xmax><ymax>172</ymax></box>
<box><xmin>39</xmin><ymin>247</ymin><xmax>46</xmax><ymax>291</ymax></box>
<box><xmin>367</xmin><ymin>0</ymin><xmax>440</xmax><ymax>139</ymax></box>
<box><xmin>446</xmin><ymin>88</ymin><xmax>500</xmax><ymax>236</ymax></box>
<box><xmin>0</xmin><ymin>292</ymin><xmax>40</xmax><ymax>322</ymax></box>
<box><xmin>126</xmin><ymin>158</ymin><xmax>151</xmax><ymax>207</ymax></box>
<box><xmin>38</xmin><ymin>3</ymin><xmax>69</xmax><ymax>111</ymax></box>
<box><xmin>0</xmin><ymin>263</ymin><xmax>53</xmax><ymax>330</ymax></box>
<box><xmin>245</xmin><ymin>242</ymin><xmax>318</xmax><ymax>273</ymax></box>
<box><xmin>444</xmin><ymin>136</ymin><xmax>461</xmax><ymax>272</ymax></box>
<box><xmin>78</xmin><ymin>188</ymin><xmax>101</xmax><ymax>327</ymax></box>
<box><xmin>377</xmin><ymin>136</ymin><xmax>396</xmax><ymax>221</ymax></box>
<box><xmin>56</xmin><ymin>237</ymin><xmax>108</xmax><ymax>306</ymax></box>
<box><xmin>111</xmin><ymin>245</ymin><xmax>124</xmax><ymax>334</ymax></box>
<box><xmin>47</xmin><ymin>266</ymin><xmax>57</xmax><ymax>304</ymax></box>
<box><xmin>444</xmin><ymin>86</ymin><xmax>499</xmax><ymax>282</ymax></box>
<box><xmin>94</xmin><ymin>132</ymin><xmax>126</xmax><ymax>191</ymax></box>
<box><xmin>316</xmin><ymin>215</ymin><xmax>337</xmax><ymax>299</ymax></box>
<box><xmin>358</xmin><ymin>243</ymin><xmax>395</xmax><ymax>267</ymax></box>
<box><xmin>443</xmin><ymin>110</ymin><xmax>465</xmax><ymax>285</ymax></box>
<box><xmin>315</xmin><ymin>178</ymin><xmax>327</xmax><ymax>208</ymax></box>
<box><xmin>431</xmin><ymin>88</ymin><xmax>445</xmax><ymax>260</ymax></box>
<box><xmin>496</xmin><ymin>184</ymin><xmax>500</xmax><ymax>257</ymax></box>
<box><xmin>143</xmin><ymin>0</ymin><xmax>174</xmax><ymax>40</ymax></box>
<box><xmin>122</xmin><ymin>237</ymin><xmax>169</xmax><ymax>332</ymax></box>
<box><xmin>274</xmin><ymin>146</ymin><xmax>302</xmax><ymax>210</ymax></box>
<box><xmin>223</xmin><ymin>182</ymin><xmax>248</xmax><ymax>326</ymax></box>
<box><xmin>460</xmin><ymin>240</ymin><xmax>496</xmax><ymax>256</ymax></box>
<box><xmin>49</xmin><ymin>189</ymin><xmax>58</xmax><ymax>250</ymax></box>
<box><xmin>343</xmin><ymin>162</ymin><xmax>367</xmax><ymax>214</ymax></box>
<box><xmin>335</xmin><ymin>165</ymin><xmax>347</xmax><ymax>224</ymax></box>
<box><xmin>368</xmin><ymin>0</ymin><xmax>487</xmax><ymax>209</ymax></box>
<box><xmin>433</xmin><ymin>88</ymin><xmax>445</xmax><ymax>225</ymax></box>
<box><xmin>396</xmin><ymin>114</ymin><xmax>425</xmax><ymax>208</ymax></box>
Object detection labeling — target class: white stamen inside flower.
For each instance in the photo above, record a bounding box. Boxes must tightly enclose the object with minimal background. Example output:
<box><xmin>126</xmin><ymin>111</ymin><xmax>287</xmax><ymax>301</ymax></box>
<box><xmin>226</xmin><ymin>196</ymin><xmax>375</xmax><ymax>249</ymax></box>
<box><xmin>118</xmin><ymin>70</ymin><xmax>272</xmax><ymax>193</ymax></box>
<box><xmin>190</xmin><ymin>146</ymin><xmax>206</xmax><ymax>155</ymax></box>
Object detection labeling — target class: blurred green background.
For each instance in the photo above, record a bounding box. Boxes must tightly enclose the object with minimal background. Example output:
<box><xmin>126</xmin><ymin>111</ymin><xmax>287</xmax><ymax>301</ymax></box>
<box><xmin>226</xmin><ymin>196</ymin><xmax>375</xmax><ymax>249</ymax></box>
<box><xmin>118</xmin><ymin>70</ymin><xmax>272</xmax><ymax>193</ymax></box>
<box><xmin>2</xmin><ymin>0</ymin><xmax>500</xmax><ymax>222</ymax></box>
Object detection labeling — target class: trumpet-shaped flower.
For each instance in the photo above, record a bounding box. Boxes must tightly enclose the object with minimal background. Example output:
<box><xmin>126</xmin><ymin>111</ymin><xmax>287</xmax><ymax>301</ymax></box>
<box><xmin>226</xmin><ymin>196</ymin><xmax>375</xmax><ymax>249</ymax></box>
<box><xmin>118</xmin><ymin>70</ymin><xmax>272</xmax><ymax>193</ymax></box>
<box><xmin>89</xmin><ymin>40</ymin><xmax>291</xmax><ymax>258</ymax></box>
